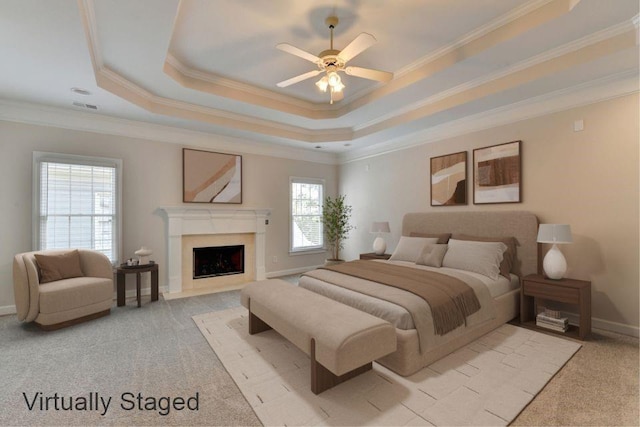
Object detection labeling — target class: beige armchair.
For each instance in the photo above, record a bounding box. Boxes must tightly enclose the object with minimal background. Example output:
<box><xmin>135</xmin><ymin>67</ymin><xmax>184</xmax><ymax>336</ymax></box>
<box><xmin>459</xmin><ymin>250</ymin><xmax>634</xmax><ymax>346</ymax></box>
<box><xmin>13</xmin><ymin>249</ymin><xmax>114</xmax><ymax>330</ymax></box>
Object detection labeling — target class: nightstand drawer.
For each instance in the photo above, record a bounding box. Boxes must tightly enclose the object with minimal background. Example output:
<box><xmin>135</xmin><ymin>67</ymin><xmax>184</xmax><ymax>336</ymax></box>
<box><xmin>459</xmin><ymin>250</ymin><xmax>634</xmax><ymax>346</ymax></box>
<box><xmin>522</xmin><ymin>280</ymin><xmax>580</xmax><ymax>304</ymax></box>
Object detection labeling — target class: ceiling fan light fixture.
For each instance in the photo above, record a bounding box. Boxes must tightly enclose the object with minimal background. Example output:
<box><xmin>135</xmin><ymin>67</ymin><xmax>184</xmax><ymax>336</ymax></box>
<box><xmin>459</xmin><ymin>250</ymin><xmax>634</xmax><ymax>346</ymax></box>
<box><xmin>315</xmin><ymin>76</ymin><xmax>329</xmax><ymax>92</ymax></box>
<box><xmin>327</xmin><ymin>71</ymin><xmax>341</xmax><ymax>87</ymax></box>
<box><xmin>331</xmin><ymin>80</ymin><xmax>345</xmax><ymax>93</ymax></box>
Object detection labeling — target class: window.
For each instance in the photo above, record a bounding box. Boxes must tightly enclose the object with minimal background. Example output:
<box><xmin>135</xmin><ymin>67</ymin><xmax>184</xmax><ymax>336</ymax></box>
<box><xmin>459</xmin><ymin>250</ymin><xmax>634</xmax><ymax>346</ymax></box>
<box><xmin>33</xmin><ymin>152</ymin><xmax>122</xmax><ymax>263</ymax></box>
<box><xmin>290</xmin><ymin>177</ymin><xmax>324</xmax><ymax>253</ymax></box>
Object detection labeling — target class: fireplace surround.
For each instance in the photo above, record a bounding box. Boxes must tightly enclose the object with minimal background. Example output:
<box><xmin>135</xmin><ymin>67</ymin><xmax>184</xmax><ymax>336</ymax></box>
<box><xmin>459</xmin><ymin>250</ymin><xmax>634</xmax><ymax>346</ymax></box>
<box><xmin>161</xmin><ymin>207</ymin><xmax>270</xmax><ymax>294</ymax></box>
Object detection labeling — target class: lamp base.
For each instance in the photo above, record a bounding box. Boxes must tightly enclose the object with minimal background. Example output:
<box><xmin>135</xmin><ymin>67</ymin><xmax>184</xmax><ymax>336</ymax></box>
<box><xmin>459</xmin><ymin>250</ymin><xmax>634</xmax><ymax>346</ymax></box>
<box><xmin>373</xmin><ymin>237</ymin><xmax>386</xmax><ymax>255</ymax></box>
<box><xmin>543</xmin><ymin>244</ymin><xmax>567</xmax><ymax>280</ymax></box>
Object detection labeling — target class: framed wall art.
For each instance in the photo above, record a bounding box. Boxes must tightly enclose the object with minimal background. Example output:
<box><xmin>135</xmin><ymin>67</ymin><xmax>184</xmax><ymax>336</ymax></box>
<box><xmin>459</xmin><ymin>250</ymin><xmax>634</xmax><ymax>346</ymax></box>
<box><xmin>183</xmin><ymin>148</ymin><xmax>242</xmax><ymax>204</ymax></box>
<box><xmin>473</xmin><ymin>140</ymin><xmax>521</xmax><ymax>204</ymax></box>
<box><xmin>430</xmin><ymin>151</ymin><xmax>467</xmax><ymax>206</ymax></box>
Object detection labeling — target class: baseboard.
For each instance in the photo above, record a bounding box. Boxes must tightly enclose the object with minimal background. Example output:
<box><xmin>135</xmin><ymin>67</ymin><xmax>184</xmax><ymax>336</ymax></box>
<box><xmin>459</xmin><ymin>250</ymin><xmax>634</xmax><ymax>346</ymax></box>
<box><xmin>266</xmin><ymin>265</ymin><xmax>323</xmax><ymax>278</ymax></box>
<box><xmin>0</xmin><ymin>305</ymin><xmax>17</xmax><ymax>316</ymax></box>
<box><xmin>565</xmin><ymin>312</ymin><xmax>639</xmax><ymax>338</ymax></box>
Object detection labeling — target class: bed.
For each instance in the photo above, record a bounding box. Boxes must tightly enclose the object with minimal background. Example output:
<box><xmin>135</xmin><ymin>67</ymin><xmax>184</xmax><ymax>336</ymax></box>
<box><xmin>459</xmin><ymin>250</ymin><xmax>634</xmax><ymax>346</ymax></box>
<box><xmin>299</xmin><ymin>210</ymin><xmax>539</xmax><ymax>376</ymax></box>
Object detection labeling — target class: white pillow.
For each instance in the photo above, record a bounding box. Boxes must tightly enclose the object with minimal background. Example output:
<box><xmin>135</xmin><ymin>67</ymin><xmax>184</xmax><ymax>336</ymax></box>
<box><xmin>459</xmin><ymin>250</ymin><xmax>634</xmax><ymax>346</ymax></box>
<box><xmin>416</xmin><ymin>243</ymin><xmax>448</xmax><ymax>268</ymax></box>
<box><xmin>442</xmin><ymin>239</ymin><xmax>507</xmax><ymax>280</ymax></box>
<box><xmin>389</xmin><ymin>236</ymin><xmax>439</xmax><ymax>262</ymax></box>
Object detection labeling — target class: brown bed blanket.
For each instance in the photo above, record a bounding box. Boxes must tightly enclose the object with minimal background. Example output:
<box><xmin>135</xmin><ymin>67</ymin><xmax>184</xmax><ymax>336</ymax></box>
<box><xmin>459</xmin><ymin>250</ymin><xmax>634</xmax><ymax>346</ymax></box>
<box><xmin>318</xmin><ymin>260</ymin><xmax>481</xmax><ymax>336</ymax></box>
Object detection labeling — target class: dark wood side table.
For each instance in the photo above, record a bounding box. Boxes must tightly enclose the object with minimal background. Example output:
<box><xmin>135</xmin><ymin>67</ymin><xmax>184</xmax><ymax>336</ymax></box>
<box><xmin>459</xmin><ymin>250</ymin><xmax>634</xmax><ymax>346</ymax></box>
<box><xmin>520</xmin><ymin>274</ymin><xmax>591</xmax><ymax>340</ymax></box>
<box><xmin>359</xmin><ymin>253</ymin><xmax>392</xmax><ymax>260</ymax></box>
<box><xmin>116</xmin><ymin>263</ymin><xmax>159</xmax><ymax>308</ymax></box>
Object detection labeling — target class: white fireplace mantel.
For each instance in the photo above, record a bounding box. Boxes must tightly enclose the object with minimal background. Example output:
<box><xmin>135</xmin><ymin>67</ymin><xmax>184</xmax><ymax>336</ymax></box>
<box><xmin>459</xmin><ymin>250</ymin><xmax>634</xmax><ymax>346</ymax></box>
<box><xmin>160</xmin><ymin>206</ymin><xmax>271</xmax><ymax>294</ymax></box>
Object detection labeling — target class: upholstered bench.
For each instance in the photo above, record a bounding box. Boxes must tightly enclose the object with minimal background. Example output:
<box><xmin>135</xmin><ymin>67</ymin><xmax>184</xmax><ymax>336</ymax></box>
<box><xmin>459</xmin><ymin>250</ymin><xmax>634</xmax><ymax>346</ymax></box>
<box><xmin>240</xmin><ymin>279</ymin><xmax>397</xmax><ymax>394</ymax></box>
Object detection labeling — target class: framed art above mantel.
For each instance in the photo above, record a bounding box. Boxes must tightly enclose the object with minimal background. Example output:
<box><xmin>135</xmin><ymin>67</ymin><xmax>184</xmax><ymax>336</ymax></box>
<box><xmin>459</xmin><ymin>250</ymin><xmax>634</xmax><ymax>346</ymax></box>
<box><xmin>183</xmin><ymin>148</ymin><xmax>242</xmax><ymax>204</ymax></box>
<box><xmin>473</xmin><ymin>140</ymin><xmax>522</xmax><ymax>204</ymax></box>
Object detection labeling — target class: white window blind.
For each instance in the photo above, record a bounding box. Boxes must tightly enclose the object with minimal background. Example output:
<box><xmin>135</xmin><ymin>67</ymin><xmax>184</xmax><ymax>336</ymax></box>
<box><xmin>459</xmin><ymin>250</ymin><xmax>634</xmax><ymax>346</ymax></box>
<box><xmin>290</xmin><ymin>178</ymin><xmax>324</xmax><ymax>252</ymax></box>
<box><xmin>34</xmin><ymin>153</ymin><xmax>121</xmax><ymax>263</ymax></box>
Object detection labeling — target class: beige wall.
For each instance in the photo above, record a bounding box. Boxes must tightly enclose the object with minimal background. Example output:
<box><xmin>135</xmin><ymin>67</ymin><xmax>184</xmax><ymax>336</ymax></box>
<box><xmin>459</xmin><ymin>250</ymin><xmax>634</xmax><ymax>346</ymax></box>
<box><xmin>340</xmin><ymin>94</ymin><xmax>639</xmax><ymax>332</ymax></box>
<box><xmin>0</xmin><ymin>121</ymin><xmax>337</xmax><ymax>309</ymax></box>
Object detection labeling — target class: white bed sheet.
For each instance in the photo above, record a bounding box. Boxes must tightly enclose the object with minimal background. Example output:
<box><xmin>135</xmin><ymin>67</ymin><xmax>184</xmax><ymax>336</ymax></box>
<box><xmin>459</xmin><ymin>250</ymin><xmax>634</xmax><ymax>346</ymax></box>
<box><xmin>298</xmin><ymin>260</ymin><xmax>518</xmax><ymax>331</ymax></box>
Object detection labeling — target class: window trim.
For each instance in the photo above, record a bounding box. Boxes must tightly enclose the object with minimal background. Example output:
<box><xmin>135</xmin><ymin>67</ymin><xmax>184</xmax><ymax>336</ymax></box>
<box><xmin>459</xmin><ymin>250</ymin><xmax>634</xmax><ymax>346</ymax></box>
<box><xmin>289</xmin><ymin>176</ymin><xmax>326</xmax><ymax>254</ymax></box>
<box><xmin>32</xmin><ymin>151</ymin><xmax>123</xmax><ymax>264</ymax></box>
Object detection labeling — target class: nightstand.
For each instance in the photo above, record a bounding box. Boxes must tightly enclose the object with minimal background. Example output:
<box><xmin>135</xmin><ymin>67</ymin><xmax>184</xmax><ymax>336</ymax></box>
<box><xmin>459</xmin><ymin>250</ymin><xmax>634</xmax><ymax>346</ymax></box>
<box><xmin>520</xmin><ymin>274</ymin><xmax>591</xmax><ymax>340</ymax></box>
<box><xmin>359</xmin><ymin>252</ymin><xmax>391</xmax><ymax>260</ymax></box>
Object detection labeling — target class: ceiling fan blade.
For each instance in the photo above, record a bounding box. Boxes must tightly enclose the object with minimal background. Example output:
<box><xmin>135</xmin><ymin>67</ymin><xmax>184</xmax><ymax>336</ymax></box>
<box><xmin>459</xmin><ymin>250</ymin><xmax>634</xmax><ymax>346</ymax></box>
<box><xmin>338</xmin><ymin>33</ymin><xmax>377</xmax><ymax>62</ymax></box>
<box><xmin>276</xmin><ymin>43</ymin><xmax>321</xmax><ymax>64</ymax></box>
<box><xmin>345</xmin><ymin>66</ymin><xmax>393</xmax><ymax>82</ymax></box>
<box><xmin>276</xmin><ymin>69</ymin><xmax>322</xmax><ymax>88</ymax></box>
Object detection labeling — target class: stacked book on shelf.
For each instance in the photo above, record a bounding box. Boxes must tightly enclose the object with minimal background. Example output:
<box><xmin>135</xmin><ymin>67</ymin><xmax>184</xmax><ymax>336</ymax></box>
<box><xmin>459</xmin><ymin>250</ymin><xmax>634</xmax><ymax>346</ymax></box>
<box><xmin>536</xmin><ymin>309</ymin><xmax>569</xmax><ymax>332</ymax></box>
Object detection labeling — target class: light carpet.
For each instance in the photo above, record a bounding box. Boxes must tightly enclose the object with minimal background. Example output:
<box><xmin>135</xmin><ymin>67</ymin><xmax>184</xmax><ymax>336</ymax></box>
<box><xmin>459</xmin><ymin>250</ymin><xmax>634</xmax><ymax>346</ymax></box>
<box><xmin>193</xmin><ymin>307</ymin><xmax>581</xmax><ymax>426</ymax></box>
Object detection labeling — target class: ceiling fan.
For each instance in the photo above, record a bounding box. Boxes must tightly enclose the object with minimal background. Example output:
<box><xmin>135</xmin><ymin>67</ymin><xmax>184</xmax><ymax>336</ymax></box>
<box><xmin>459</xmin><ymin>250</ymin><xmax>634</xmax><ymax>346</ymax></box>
<box><xmin>276</xmin><ymin>16</ymin><xmax>393</xmax><ymax>104</ymax></box>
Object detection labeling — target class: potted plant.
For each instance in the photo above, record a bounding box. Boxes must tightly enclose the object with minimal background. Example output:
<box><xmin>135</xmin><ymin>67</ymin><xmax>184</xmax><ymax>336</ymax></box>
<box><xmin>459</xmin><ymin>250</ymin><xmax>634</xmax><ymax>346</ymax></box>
<box><xmin>322</xmin><ymin>195</ymin><xmax>354</xmax><ymax>264</ymax></box>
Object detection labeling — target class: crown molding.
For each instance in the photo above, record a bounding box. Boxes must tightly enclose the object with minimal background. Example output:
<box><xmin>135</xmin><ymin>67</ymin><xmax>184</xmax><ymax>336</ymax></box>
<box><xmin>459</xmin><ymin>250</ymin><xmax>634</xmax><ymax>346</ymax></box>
<box><xmin>354</xmin><ymin>20</ymin><xmax>638</xmax><ymax>132</ymax></box>
<box><xmin>341</xmin><ymin>0</ymin><xmax>582</xmax><ymax>112</ymax></box>
<box><xmin>0</xmin><ymin>99</ymin><xmax>339</xmax><ymax>165</ymax></box>
<box><xmin>392</xmin><ymin>0</ymin><xmax>557</xmax><ymax>81</ymax></box>
<box><xmin>340</xmin><ymin>70</ymin><xmax>639</xmax><ymax>164</ymax></box>
<box><xmin>163</xmin><ymin>54</ymin><xmax>340</xmax><ymax>120</ymax></box>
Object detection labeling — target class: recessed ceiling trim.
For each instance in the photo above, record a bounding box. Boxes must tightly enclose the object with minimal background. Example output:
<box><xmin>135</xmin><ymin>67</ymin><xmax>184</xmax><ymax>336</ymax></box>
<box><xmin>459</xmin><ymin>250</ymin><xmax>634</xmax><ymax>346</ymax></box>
<box><xmin>354</xmin><ymin>19</ymin><xmax>637</xmax><ymax>131</ymax></box>
<box><xmin>162</xmin><ymin>0</ymin><xmax>580</xmax><ymax>120</ymax></box>
<box><xmin>76</xmin><ymin>0</ymin><xmax>635</xmax><ymax>146</ymax></box>
<box><xmin>163</xmin><ymin>54</ymin><xmax>338</xmax><ymax>120</ymax></box>
<box><xmin>339</xmin><ymin>0</ymin><xmax>583</xmax><ymax>115</ymax></box>
<box><xmin>353</xmin><ymin>29</ymin><xmax>637</xmax><ymax>139</ymax></box>
<box><xmin>96</xmin><ymin>67</ymin><xmax>353</xmax><ymax>143</ymax></box>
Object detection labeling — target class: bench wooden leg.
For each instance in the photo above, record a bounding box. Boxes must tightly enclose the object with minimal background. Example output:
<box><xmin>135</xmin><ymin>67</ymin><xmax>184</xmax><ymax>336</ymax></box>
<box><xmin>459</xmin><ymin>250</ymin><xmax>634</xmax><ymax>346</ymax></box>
<box><xmin>248</xmin><ymin>310</ymin><xmax>272</xmax><ymax>335</ymax></box>
<box><xmin>310</xmin><ymin>338</ymin><xmax>372</xmax><ymax>395</ymax></box>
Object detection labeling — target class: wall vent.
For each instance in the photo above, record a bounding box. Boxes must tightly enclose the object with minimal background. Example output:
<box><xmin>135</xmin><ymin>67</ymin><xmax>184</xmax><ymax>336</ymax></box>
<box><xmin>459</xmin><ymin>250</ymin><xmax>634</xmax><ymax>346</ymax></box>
<box><xmin>72</xmin><ymin>101</ymin><xmax>98</xmax><ymax>110</ymax></box>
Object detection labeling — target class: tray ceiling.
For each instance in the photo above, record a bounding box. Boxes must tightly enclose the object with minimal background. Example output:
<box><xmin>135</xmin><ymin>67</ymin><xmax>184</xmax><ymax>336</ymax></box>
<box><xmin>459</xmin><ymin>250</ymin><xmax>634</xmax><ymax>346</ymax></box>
<box><xmin>0</xmin><ymin>0</ymin><xmax>637</xmax><ymax>156</ymax></box>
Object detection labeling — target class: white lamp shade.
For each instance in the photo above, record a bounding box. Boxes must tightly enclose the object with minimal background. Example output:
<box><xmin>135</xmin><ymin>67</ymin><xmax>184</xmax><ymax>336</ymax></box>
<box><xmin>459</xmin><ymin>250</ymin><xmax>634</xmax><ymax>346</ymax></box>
<box><xmin>537</xmin><ymin>224</ymin><xmax>572</xmax><ymax>244</ymax></box>
<box><xmin>370</xmin><ymin>221</ymin><xmax>391</xmax><ymax>233</ymax></box>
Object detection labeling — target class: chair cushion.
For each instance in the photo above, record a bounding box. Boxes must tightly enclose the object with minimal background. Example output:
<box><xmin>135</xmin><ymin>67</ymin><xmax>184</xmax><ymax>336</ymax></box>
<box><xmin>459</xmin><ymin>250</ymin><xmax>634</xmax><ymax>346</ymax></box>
<box><xmin>34</xmin><ymin>250</ymin><xmax>84</xmax><ymax>284</ymax></box>
<box><xmin>39</xmin><ymin>277</ymin><xmax>112</xmax><ymax>314</ymax></box>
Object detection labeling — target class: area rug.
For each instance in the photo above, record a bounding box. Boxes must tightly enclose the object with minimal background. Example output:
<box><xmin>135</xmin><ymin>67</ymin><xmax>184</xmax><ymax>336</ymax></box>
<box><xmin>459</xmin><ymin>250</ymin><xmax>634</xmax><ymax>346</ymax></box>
<box><xmin>193</xmin><ymin>307</ymin><xmax>581</xmax><ymax>426</ymax></box>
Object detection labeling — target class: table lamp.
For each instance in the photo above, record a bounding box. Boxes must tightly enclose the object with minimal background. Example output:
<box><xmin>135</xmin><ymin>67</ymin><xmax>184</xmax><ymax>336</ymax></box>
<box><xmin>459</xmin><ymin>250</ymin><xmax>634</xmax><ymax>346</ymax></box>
<box><xmin>370</xmin><ymin>221</ymin><xmax>391</xmax><ymax>255</ymax></box>
<box><xmin>537</xmin><ymin>224</ymin><xmax>573</xmax><ymax>279</ymax></box>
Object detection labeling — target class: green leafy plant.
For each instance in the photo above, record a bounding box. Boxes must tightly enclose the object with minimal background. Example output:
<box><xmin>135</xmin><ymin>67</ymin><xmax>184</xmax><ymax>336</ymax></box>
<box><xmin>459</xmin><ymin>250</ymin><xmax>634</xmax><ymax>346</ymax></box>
<box><xmin>322</xmin><ymin>195</ymin><xmax>354</xmax><ymax>261</ymax></box>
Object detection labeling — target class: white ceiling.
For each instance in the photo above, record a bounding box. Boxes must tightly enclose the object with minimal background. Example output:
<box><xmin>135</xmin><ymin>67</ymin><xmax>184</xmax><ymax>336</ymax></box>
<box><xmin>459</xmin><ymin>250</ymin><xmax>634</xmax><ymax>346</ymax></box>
<box><xmin>0</xmin><ymin>0</ymin><xmax>638</xmax><ymax>159</ymax></box>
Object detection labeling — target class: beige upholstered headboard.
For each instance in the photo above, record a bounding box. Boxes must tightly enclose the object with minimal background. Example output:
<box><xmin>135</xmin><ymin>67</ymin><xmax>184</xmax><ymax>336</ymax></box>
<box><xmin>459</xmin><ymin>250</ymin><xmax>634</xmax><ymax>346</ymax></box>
<box><xmin>402</xmin><ymin>211</ymin><xmax>539</xmax><ymax>277</ymax></box>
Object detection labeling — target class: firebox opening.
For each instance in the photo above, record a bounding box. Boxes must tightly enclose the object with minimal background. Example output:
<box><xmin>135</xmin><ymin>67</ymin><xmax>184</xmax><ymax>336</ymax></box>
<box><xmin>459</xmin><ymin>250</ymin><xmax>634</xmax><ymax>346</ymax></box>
<box><xmin>193</xmin><ymin>245</ymin><xmax>244</xmax><ymax>279</ymax></box>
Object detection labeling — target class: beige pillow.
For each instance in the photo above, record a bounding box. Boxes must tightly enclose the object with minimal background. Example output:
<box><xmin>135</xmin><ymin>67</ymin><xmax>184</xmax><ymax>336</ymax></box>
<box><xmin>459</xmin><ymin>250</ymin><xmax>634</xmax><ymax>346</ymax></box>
<box><xmin>416</xmin><ymin>243</ymin><xmax>448</xmax><ymax>268</ymax></box>
<box><xmin>389</xmin><ymin>236</ymin><xmax>439</xmax><ymax>262</ymax></box>
<box><xmin>442</xmin><ymin>239</ymin><xmax>507</xmax><ymax>280</ymax></box>
<box><xmin>452</xmin><ymin>233</ymin><xmax>517</xmax><ymax>278</ymax></box>
<box><xmin>34</xmin><ymin>250</ymin><xmax>84</xmax><ymax>284</ymax></box>
<box><xmin>409</xmin><ymin>232</ymin><xmax>451</xmax><ymax>244</ymax></box>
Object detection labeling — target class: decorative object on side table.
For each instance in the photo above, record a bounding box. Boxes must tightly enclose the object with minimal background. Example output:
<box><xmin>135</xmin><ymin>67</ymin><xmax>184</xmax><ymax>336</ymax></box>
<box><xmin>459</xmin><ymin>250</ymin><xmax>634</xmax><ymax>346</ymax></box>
<box><xmin>537</xmin><ymin>224</ymin><xmax>572</xmax><ymax>279</ymax></box>
<box><xmin>370</xmin><ymin>221</ymin><xmax>390</xmax><ymax>255</ymax></box>
<box><xmin>134</xmin><ymin>246</ymin><xmax>153</xmax><ymax>265</ymax></box>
